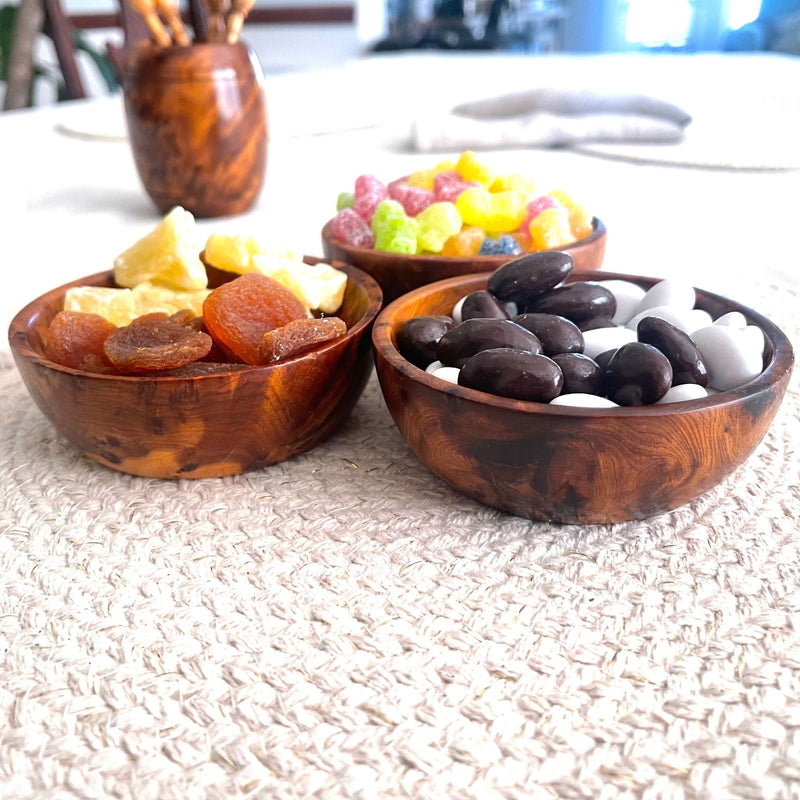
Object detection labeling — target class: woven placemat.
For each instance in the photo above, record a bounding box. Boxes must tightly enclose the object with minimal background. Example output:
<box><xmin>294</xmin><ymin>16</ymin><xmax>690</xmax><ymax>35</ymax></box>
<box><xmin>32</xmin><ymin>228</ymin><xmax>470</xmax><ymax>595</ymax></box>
<box><xmin>1</xmin><ymin>331</ymin><xmax>799</xmax><ymax>798</ymax></box>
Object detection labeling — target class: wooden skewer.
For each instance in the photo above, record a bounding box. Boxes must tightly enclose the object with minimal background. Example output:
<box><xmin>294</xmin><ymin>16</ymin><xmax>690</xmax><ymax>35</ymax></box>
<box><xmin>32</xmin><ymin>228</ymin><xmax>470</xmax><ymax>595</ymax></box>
<box><xmin>130</xmin><ymin>0</ymin><xmax>171</xmax><ymax>46</ymax></box>
<box><xmin>225</xmin><ymin>0</ymin><xmax>254</xmax><ymax>43</ymax></box>
<box><xmin>206</xmin><ymin>0</ymin><xmax>228</xmax><ymax>43</ymax></box>
<box><xmin>157</xmin><ymin>0</ymin><xmax>191</xmax><ymax>45</ymax></box>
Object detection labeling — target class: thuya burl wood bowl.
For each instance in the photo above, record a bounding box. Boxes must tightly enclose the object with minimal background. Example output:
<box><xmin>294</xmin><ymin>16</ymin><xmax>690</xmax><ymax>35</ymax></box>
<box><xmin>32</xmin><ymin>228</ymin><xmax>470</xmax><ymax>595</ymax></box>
<box><xmin>9</xmin><ymin>263</ymin><xmax>382</xmax><ymax>479</ymax></box>
<box><xmin>371</xmin><ymin>270</ymin><xmax>794</xmax><ymax>524</ymax></box>
<box><xmin>321</xmin><ymin>216</ymin><xmax>607</xmax><ymax>304</ymax></box>
<box><xmin>123</xmin><ymin>41</ymin><xmax>268</xmax><ymax>218</ymax></box>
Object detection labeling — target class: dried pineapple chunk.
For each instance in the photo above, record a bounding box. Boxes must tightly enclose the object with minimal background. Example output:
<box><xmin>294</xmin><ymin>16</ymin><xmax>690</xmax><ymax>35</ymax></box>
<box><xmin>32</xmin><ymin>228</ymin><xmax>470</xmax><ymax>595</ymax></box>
<box><xmin>268</xmin><ymin>261</ymin><xmax>347</xmax><ymax>314</ymax></box>
<box><xmin>204</xmin><ymin>232</ymin><xmax>346</xmax><ymax>313</ymax></box>
<box><xmin>204</xmin><ymin>233</ymin><xmax>301</xmax><ymax>275</ymax></box>
<box><xmin>114</xmin><ymin>206</ymin><xmax>207</xmax><ymax>291</ymax></box>
<box><xmin>63</xmin><ymin>286</ymin><xmax>137</xmax><ymax>326</ymax></box>
<box><xmin>131</xmin><ymin>282</ymin><xmax>210</xmax><ymax>317</ymax></box>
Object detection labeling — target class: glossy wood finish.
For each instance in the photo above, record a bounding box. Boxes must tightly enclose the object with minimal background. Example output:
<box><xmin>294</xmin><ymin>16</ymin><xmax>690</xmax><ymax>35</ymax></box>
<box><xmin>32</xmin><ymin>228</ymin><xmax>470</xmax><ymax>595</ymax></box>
<box><xmin>372</xmin><ymin>271</ymin><xmax>794</xmax><ymax>523</ymax></box>
<box><xmin>123</xmin><ymin>42</ymin><xmax>267</xmax><ymax>218</ymax></box>
<box><xmin>322</xmin><ymin>216</ymin><xmax>607</xmax><ymax>304</ymax></box>
<box><xmin>9</xmin><ymin>265</ymin><xmax>382</xmax><ymax>479</ymax></box>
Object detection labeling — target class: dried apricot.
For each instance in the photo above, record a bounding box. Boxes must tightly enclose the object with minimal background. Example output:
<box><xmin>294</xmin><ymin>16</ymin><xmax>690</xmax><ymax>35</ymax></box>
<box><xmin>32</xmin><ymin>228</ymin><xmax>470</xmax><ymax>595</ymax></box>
<box><xmin>260</xmin><ymin>317</ymin><xmax>347</xmax><ymax>363</ymax></box>
<box><xmin>45</xmin><ymin>310</ymin><xmax>117</xmax><ymax>372</ymax></box>
<box><xmin>103</xmin><ymin>312</ymin><xmax>213</xmax><ymax>373</ymax></box>
<box><xmin>202</xmin><ymin>273</ymin><xmax>308</xmax><ymax>365</ymax></box>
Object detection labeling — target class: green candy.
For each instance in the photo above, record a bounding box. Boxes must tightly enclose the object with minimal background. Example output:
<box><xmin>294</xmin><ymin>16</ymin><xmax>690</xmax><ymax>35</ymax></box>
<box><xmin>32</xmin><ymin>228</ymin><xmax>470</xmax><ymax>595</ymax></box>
<box><xmin>416</xmin><ymin>202</ymin><xmax>462</xmax><ymax>253</ymax></box>
<box><xmin>371</xmin><ymin>199</ymin><xmax>407</xmax><ymax>233</ymax></box>
<box><xmin>336</xmin><ymin>191</ymin><xmax>354</xmax><ymax>211</ymax></box>
<box><xmin>375</xmin><ymin>214</ymin><xmax>418</xmax><ymax>254</ymax></box>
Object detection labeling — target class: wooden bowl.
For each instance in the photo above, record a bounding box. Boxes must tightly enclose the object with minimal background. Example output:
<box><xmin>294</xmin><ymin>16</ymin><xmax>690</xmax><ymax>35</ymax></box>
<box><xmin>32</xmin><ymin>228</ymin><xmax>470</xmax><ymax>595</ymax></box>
<box><xmin>322</xmin><ymin>216</ymin><xmax>607</xmax><ymax>304</ymax></box>
<box><xmin>9</xmin><ymin>264</ymin><xmax>382</xmax><ymax>479</ymax></box>
<box><xmin>372</xmin><ymin>271</ymin><xmax>794</xmax><ymax>524</ymax></box>
<box><xmin>123</xmin><ymin>42</ymin><xmax>267</xmax><ymax>218</ymax></box>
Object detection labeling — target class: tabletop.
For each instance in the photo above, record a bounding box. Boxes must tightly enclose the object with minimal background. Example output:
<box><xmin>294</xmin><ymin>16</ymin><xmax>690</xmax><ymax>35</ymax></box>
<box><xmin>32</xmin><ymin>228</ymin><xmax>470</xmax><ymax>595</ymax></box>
<box><xmin>2</xmin><ymin>49</ymin><xmax>800</xmax><ymax>799</ymax></box>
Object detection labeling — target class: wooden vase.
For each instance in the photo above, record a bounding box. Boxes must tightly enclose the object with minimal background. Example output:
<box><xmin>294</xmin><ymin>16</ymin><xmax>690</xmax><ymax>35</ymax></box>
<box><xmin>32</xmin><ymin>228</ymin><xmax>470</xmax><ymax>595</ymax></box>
<box><xmin>123</xmin><ymin>42</ymin><xmax>268</xmax><ymax>218</ymax></box>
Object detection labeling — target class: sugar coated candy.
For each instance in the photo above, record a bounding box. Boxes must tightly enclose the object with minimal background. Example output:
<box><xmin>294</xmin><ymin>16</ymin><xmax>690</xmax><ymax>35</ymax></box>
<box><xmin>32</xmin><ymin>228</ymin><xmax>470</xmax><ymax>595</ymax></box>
<box><xmin>330</xmin><ymin>152</ymin><xmax>595</xmax><ymax>258</ymax></box>
<box><xmin>416</xmin><ymin>202</ymin><xmax>462</xmax><ymax>253</ymax></box>
<box><xmin>353</xmin><ymin>174</ymin><xmax>389</xmax><ymax>222</ymax></box>
<box><xmin>331</xmin><ymin>208</ymin><xmax>375</xmax><ymax>249</ymax></box>
<box><xmin>388</xmin><ymin>179</ymin><xmax>434</xmax><ymax>217</ymax></box>
<box><xmin>442</xmin><ymin>226</ymin><xmax>484</xmax><ymax>257</ymax></box>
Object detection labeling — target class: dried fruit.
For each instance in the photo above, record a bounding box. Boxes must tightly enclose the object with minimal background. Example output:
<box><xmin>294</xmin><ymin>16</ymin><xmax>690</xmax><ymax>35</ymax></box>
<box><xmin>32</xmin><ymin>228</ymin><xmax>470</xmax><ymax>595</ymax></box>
<box><xmin>103</xmin><ymin>312</ymin><xmax>213</xmax><ymax>373</ymax></box>
<box><xmin>202</xmin><ymin>273</ymin><xmax>309</xmax><ymax>365</ymax></box>
<box><xmin>113</xmin><ymin>206</ymin><xmax>207</xmax><ymax>291</ymax></box>
<box><xmin>63</xmin><ymin>286</ymin><xmax>137</xmax><ymax>326</ymax></box>
<box><xmin>45</xmin><ymin>310</ymin><xmax>117</xmax><ymax>372</ymax></box>
<box><xmin>260</xmin><ymin>317</ymin><xmax>347</xmax><ymax>363</ymax></box>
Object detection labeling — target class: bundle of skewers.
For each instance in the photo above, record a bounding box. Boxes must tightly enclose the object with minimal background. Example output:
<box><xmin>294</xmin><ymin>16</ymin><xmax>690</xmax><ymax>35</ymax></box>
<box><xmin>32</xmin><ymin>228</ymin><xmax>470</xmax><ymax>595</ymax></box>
<box><xmin>131</xmin><ymin>0</ymin><xmax>255</xmax><ymax>46</ymax></box>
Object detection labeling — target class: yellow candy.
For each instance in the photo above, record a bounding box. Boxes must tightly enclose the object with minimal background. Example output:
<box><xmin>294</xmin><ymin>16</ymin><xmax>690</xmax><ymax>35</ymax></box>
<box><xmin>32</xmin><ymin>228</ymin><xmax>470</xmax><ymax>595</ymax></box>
<box><xmin>486</xmin><ymin>190</ymin><xmax>527</xmax><ymax>233</ymax></box>
<box><xmin>416</xmin><ymin>202</ymin><xmax>463</xmax><ymax>253</ymax></box>
<box><xmin>408</xmin><ymin>158</ymin><xmax>456</xmax><ymax>190</ymax></box>
<box><xmin>455</xmin><ymin>151</ymin><xmax>495</xmax><ymax>188</ymax></box>
<box><xmin>489</xmin><ymin>172</ymin><xmax>536</xmax><ymax>199</ymax></box>
<box><xmin>548</xmin><ymin>190</ymin><xmax>594</xmax><ymax>240</ymax></box>
<box><xmin>455</xmin><ymin>186</ymin><xmax>493</xmax><ymax>229</ymax></box>
<box><xmin>529</xmin><ymin>207</ymin><xmax>576</xmax><ymax>251</ymax></box>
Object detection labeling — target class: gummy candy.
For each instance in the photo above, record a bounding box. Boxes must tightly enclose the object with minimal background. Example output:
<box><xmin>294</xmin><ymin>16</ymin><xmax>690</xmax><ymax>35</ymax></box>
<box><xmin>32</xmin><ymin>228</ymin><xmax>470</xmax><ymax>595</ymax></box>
<box><xmin>372</xmin><ymin>200</ymin><xmax>418</xmax><ymax>253</ymax></box>
<box><xmin>388</xmin><ymin>179</ymin><xmax>434</xmax><ymax>217</ymax></box>
<box><xmin>336</xmin><ymin>191</ymin><xmax>354</xmax><ymax>211</ymax></box>
<box><xmin>331</xmin><ymin>152</ymin><xmax>594</xmax><ymax>258</ymax></box>
<box><xmin>103</xmin><ymin>312</ymin><xmax>213</xmax><ymax>373</ymax></box>
<box><xmin>520</xmin><ymin>195</ymin><xmax>562</xmax><ymax>232</ymax></box>
<box><xmin>528</xmin><ymin>207</ymin><xmax>576</xmax><ymax>251</ymax></box>
<box><xmin>408</xmin><ymin>159</ymin><xmax>456</xmax><ymax>190</ymax></box>
<box><xmin>416</xmin><ymin>202</ymin><xmax>462</xmax><ymax>253</ymax></box>
<box><xmin>331</xmin><ymin>208</ymin><xmax>375</xmax><ymax>249</ymax></box>
<box><xmin>441</xmin><ymin>226</ymin><xmax>484</xmax><ymax>257</ymax></box>
<box><xmin>433</xmin><ymin>171</ymin><xmax>477</xmax><ymax>204</ymax></box>
<box><xmin>353</xmin><ymin>174</ymin><xmax>388</xmax><ymax>222</ymax></box>
<box><xmin>260</xmin><ymin>317</ymin><xmax>347</xmax><ymax>363</ymax></box>
<box><xmin>203</xmin><ymin>273</ymin><xmax>308</xmax><ymax>366</ymax></box>
<box><xmin>455</xmin><ymin>151</ymin><xmax>495</xmax><ymax>187</ymax></box>
<box><xmin>479</xmin><ymin>235</ymin><xmax>522</xmax><ymax>256</ymax></box>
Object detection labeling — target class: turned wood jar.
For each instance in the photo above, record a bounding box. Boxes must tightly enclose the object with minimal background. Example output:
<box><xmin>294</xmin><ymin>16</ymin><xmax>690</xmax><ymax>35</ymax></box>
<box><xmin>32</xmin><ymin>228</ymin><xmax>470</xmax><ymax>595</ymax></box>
<box><xmin>123</xmin><ymin>42</ymin><xmax>268</xmax><ymax>218</ymax></box>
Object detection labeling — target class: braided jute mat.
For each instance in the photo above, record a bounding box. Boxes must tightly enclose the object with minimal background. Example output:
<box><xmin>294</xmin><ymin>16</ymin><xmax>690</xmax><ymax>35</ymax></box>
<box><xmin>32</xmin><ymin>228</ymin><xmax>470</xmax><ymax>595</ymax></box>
<box><xmin>1</xmin><ymin>300</ymin><xmax>799</xmax><ymax>800</ymax></box>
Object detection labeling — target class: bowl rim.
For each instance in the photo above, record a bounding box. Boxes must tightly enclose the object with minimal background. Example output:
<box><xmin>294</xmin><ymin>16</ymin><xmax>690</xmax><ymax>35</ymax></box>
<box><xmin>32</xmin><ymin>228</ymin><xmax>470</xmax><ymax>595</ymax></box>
<box><xmin>322</xmin><ymin>216</ymin><xmax>607</xmax><ymax>263</ymax></box>
<box><xmin>9</xmin><ymin>261</ymin><xmax>383</xmax><ymax>382</ymax></box>
<box><xmin>372</xmin><ymin>269</ymin><xmax>795</xmax><ymax>417</ymax></box>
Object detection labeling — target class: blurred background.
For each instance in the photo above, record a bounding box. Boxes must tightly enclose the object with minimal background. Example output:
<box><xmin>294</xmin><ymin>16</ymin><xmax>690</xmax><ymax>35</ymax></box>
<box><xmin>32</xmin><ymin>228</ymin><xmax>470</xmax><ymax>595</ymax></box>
<box><xmin>1</xmin><ymin>0</ymin><xmax>799</xmax><ymax>107</ymax></box>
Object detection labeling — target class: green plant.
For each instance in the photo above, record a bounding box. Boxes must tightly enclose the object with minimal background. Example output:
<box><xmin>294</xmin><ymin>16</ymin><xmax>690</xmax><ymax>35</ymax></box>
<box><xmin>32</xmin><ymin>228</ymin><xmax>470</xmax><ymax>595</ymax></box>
<box><xmin>0</xmin><ymin>2</ymin><xmax>118</xmax><ymax>106</ymax></box>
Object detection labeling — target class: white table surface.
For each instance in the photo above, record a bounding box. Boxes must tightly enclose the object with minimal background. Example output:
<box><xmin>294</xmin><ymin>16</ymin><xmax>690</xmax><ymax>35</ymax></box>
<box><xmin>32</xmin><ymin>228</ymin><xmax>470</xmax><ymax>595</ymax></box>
<box><xmin>3</xmin><ymin>50</ymin><xmax>800</xmax><ymax>348</ymax></box>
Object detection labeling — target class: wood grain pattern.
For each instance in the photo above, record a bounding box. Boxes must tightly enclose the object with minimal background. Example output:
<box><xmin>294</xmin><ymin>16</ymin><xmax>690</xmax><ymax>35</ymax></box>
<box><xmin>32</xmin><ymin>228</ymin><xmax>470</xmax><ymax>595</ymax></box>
<box><xmin>371</xmin><ymin>271</ymin><xmax>794</xmax><ymax>524</ymax></box>
<box><xmin>123</xmin><ymin>42</ymin><xmax>267</xmax><ymax>218</ymax></box>
<box><xmin>9</xmin><ymin>265</ymin><xmax>382</xmax><ymax>479</ymax></box>
<box><xmin>321</xmin><ymin>217</ymin><xmax>607</xmax><ymax>304</ymax></box>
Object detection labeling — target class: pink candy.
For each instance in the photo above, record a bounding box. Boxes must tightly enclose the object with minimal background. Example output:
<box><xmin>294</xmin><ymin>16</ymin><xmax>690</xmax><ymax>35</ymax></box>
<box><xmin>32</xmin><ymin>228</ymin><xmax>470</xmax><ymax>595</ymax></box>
<box><xmin>332</xmin><ymin>208</ymin><xmax>375</xmax><ymax>248</ymax></box>
<box><xmin>521</xmin><ymin>195</ymin><xmax>562</xmax><ymax>231</ymax></box>
<box><xmin>388</xmin><ymin>179</ymin><xmax>434</xmax><ymax>217</ymax></box>
<box><xmin>433</xmin><ymin>171</ymin><xmax>478</xmax><ymax>204</ymax></box>
<box><xmin>353</xmin><ymin>174</ymin><xmax>389</xmax><ymax>222</ymax></box>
